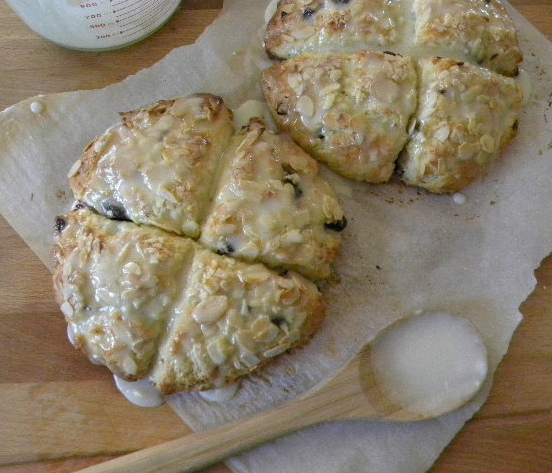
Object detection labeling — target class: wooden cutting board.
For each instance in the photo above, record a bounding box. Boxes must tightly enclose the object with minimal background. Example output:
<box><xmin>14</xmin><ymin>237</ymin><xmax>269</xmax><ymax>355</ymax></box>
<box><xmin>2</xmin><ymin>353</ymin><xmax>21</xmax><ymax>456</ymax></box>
<box><xmin>1</xmin><ymin>1</ymin><xmax>552</xmax><ymax>472</ymax></box>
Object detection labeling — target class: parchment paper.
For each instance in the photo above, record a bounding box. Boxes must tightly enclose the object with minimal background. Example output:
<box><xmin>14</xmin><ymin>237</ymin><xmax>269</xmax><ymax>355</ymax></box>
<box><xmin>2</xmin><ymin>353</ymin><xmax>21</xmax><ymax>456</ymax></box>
<box><xmin>1</xmin><ymin>1</ymin><xmax>552</xmax><ymax>472</ymax></box>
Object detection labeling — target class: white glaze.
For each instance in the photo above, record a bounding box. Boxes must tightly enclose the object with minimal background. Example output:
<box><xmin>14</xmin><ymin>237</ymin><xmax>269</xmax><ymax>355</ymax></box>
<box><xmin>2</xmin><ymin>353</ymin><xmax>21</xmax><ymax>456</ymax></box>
<box><xmin>74</xmin><ymin>95</ymin><xmax>233</xmax><ymax>239</ymax></box>
<box><xmin>66</xmin><ymin>324</ymin><xmax>76</xmax><ymax>347</ymax></box>
<box><xmin>264</xmin><ymin>0</ymin><xmax>279</xmax><ymax>24</ymax></box>
<box><xmin>113</xmin><ymin>375</ymin><xmax>165</xmax><ymax>408</ymax></box>
<box><xmin>233</xmin><ymin>99</ymin><xmax>276</xmax><ymax>130</ymax></box>
<box><xmin>198</xmin><ymin>383</ymin><xmax>239</xmax><ymax>403</ymax></box>
<box><xmin>516</xmin><ymin>68</ymin><xmax>533</xmax><ymax>107</ymax></box>
<box><xmin>198</xmin><ymin>120</ymin><xmax>344</xmax><ymax>280</ymax></box>
<box><xmin>30</xmin><ymin>101</ymin><xmax>44</xmax><ymax>114</ymax></box>
<box><xmin>371</xmin><ymin>311</ymin><xmax>488</xmax><ymax>417</ymax></box>
<box><xmin>400</xmin><ymin>57</ymin><xmax>522</xmax><ymax>193</ymax></box>
<box><xmin>452</xmin><ymin>192</ymin><xmax>467</xmax><ymax>205</ymax></box>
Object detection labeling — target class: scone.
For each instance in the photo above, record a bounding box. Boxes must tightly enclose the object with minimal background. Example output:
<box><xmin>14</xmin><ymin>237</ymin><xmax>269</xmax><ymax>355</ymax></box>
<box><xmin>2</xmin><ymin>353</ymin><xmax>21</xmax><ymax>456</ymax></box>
<box><xmin>69</xmin><ymin>94</ymin><xmax>234</xmax><ymax>239</ymax></box>
<box><xmin>200</xmin><ymin>118</ymin><xmax>346</xmax><ymax>280</ymax></box>
<box><xmin>55</xmin><ymin>95</ymin><xmax>347</xmax><ymax>392</ymax></box>
<box><xmin>52</xmin><ymin>207</ymin><xmax>196</xmax><ymax>381</ymax></box>
<box><xmin>265</xmin><ymin>0</ymin><xmax>404</xmax><ymax>59</ymax></box>
<box><xmin>399</xmin><ymin>58</ymin><xmax>522</xmax><ymax>194</ymax></box>
<box><xmin>261</xmin><ymin>51</ymin><xmax>417</xmax><ymax>183</ymax></box>
<box><xmin>53</xmin><ymin>207</ymin><xmax>325</xmax><ymax>393</ymax></box>
<box><xmin>413</xmin><ymin>0</ymin><xmax>523</xmax><ymax>77</ymax></box>
<box><xmin>152</xmin><ymin>247</ymin><xmax>325</xmax><ymax>393</ymax></box>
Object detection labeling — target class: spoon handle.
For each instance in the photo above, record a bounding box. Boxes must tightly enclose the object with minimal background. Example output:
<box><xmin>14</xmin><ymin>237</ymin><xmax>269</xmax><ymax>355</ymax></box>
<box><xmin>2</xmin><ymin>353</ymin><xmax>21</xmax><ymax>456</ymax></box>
<box><xmin>75</xmin><ymin>356</ymin><xmax>372</xmax><ymax>473</ymax></box>
<box><xmin>76</xmin><ymin>403</ymin><xmax>311</xmax><ymax>473</ymax></box>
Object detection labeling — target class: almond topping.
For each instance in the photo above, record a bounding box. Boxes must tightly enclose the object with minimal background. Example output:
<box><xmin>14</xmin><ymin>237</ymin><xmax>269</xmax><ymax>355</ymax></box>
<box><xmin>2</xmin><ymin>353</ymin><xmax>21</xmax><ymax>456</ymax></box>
<box><xmin>296</xmin><ymin>95</ymin><xmax>315</xmax><ymax>118</ymax></box>
<box><xmin>192</xmin><ymin>295</ymin><xmax>228</xmax><ymax>325</ymax></box>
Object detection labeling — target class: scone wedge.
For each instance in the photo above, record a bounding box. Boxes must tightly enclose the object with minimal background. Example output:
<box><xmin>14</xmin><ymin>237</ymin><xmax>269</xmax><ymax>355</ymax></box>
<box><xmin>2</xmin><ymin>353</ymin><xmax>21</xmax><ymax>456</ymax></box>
<box><xmin>200</xmin><ymin>118</ymin><xmax>346</xmax><ymax>280</ymax></box>
<box><xmin>153</xmin><ymin>247</ymin><xmax>325</xmax><ymax>393</ymax></box>
<box><xmin>413</xmin><ymin>0</ymin><xmax>523</xmax><ymax>76</ymax></box>
<box><xmin>261</xmin><ymin>51</ymin><xmax>417</xmax><ymax>183</ymax></box>
<box><xmin>53</xmin><ymin>208</ymin><xmax>325</xmax><ymax>393</ymax></box>
<box><xmin>52</xmin><ymin>207</ymin><xmax>195</xmax><ymax>381</ymax></box>
<box><xmin>69</xmin><ymin>94</ymin><xmax>234</xmax><ymax>238</ymax></box>
<box><xmin>265</xmin><ymin>0</ymin><xmax>404</xmax><ymax>59</ymax></box>
<box><xmin>399</xmin><ymin>57</ymin><xmax>522</xmax><ymax>194</ymax></box>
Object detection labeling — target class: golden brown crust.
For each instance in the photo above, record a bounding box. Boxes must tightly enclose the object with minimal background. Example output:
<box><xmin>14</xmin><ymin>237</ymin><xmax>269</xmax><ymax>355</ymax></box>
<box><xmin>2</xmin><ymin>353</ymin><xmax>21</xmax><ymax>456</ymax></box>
<box><xmin>69</xmin><ymin>141</ymin><xmax>100</xmax><ymax>202</ymax></box>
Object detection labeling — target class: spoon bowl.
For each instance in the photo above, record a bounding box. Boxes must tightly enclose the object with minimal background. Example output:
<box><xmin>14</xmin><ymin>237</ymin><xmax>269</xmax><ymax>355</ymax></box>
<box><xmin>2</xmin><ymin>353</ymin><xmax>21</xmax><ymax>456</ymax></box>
<box><xmin>75</xmin><ymin>311</ymin><xmax>489</xmax><ymax>473</ymax></box>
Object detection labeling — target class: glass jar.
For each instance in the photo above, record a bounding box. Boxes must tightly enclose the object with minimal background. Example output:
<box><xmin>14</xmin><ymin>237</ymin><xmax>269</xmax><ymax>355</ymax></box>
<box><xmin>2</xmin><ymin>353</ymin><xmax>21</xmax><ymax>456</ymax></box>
<box><xmin>5</xmin><ymin>0</ymin><xmax>181</xmax><ymax>51</ymax></box>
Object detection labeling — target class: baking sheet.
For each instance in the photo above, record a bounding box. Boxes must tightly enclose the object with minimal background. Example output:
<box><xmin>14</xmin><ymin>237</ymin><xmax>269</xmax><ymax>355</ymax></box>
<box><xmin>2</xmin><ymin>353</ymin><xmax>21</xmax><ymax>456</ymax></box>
<box><xmin>1</xmin><ymin>1</ymin><xmax>552</xmax><ymax>472</ymax></box>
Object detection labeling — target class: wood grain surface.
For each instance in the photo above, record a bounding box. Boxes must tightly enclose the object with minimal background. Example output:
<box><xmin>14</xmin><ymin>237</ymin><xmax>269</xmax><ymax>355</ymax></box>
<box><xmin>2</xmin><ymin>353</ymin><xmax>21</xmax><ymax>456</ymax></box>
<box><xmin>0</xmin><ymin>1</ymin><xmax>551</xmax><ymax>472</ymax></box>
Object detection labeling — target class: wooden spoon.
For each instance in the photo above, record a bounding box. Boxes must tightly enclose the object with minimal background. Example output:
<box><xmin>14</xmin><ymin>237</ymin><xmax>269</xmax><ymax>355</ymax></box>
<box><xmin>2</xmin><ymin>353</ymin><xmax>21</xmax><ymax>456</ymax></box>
<box><xmin>75</xmin><ymin>311</ymin><xmax>489</xmax><ymax>473</ymax></box>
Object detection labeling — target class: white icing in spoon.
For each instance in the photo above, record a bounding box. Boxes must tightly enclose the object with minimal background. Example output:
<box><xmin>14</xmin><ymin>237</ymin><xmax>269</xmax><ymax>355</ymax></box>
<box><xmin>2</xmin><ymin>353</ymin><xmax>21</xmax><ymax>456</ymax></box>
<box><xmin>370</xmin><ymin>311</ymin><xmax>488</xmax><ymax>417</ymax></box>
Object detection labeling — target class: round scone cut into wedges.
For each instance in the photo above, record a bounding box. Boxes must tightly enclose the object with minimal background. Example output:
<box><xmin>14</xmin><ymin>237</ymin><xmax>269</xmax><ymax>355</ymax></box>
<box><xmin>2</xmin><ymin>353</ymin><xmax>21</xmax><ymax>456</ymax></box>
<box><xmin>261</xmin><ymin>50</ymin><xmax>417</xmax><ymax>183</ymax></box>
<box><xmin>399</xmin><ymin>58</ymin><xmax>522</xmax><ymax>194</ymax></box>
<box><xmin>69</xmin><ymin>94</ymin><xmax>234</xmax><ymax>239</ymax></box>
<box><xmin>263</xmin><ymin>0</ymin><xmax>524</xmax><ymax>193</ymax></box>
<box><xmin>53</xmin><ymin>208</ymin><xmax>325</xmax><ymax>393</ymax></box>
<box><xmin>200</xmin><ymin>118</ymin><xmax>346</xmax><ymax>280</ymax></box>
<box><xmin>54</xmin><ymin>94</ymin><xmax>346</xmax><ymax>395</ymax></box>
